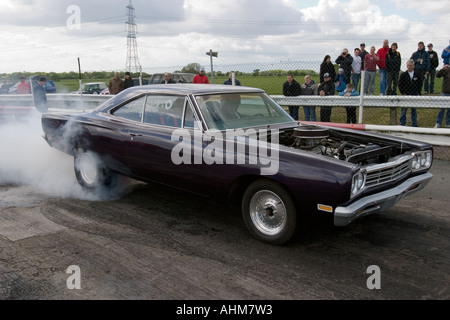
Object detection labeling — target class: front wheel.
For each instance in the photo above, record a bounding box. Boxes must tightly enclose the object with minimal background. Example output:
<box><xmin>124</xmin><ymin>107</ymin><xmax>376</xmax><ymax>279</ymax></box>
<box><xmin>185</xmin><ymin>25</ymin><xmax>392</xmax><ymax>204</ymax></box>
<box><xmin>241</xmin><ymin>179</ymin><xmax>297</xmax><ymax>245</ymax></box>
<box><xmin>74</xmin><ymin>149</ymin><xmax>116</xmax><ymax>191</ymax></box>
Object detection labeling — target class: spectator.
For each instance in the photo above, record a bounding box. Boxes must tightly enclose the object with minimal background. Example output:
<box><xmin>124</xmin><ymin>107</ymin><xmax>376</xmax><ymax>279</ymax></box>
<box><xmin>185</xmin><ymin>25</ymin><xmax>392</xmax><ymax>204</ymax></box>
<box><xmin>108</xmin><ymin>72</ymin><xmax>124</xmax><ymax>95</ymax></box>
<box><xmin>442</xmin><ymin>40</ymin><xmax>450</xmax><ymax>65</ymax></box>
<box><xmin>338</xmin><ymin>83</ymin><xmax>359</xmax><ymax>124</ymax></box>
<box><xmin>434</xmin><ymin>64</ymin><xmax>450</xmax><ymax>128</ymax></box>
<box><xmin>123</xmin><ymin>72</ymin><xmax>134</xmax><ymax>89</ymax></box>
<box><xmin>318</xmin><ymin>73</ymin><xmax>335</xmax><ymax>122</ymax></box>
<box><xmin>193</xmin><ymin>67</ymin><xmax>210</xmax><ymax>84</ymax></box>
<box><xmin>335</xmin><ymin>48</ymin><xmax>353</xmax><ymax>85</ymax></box>
<box><xmin>282</xmin><ymin>73</ymin><xmax>301</xmax><ymax>120</ymax></box>
<box><xmin>376</xmin><ymin>39</ymin><xmax>389</xmax><ymax>95</ymax></box>
<box><xmin>300</xmin><ymin>75</ymin><xmax>318</xmax><ymax>121</ymax></box>
<box><xmin>223</xmin><ymin>72</ymin><xmax>241</xmax><ymax>86</ymax></box>
<box><xmin>424</xmin><ymin>43</ymin><xmax>439</xmax><ymax>94</ymax></box>
<box><xmin>363</xmin><ymin>46</ymin><xmax>379</xmax><ymax>95</ymax></box>
<box><xmin>335</xmin><ymin>68</ymin><xmax>348</xmax><ymax>93</ymax></box>
<box><xmin>319</xmin><ymin>55</ymin><xmax>336</xmax><ymax>84</ymax></box>
<box><xmin>398</xmin><ymin>59</ymin><xmax>422</xmax><ymax>127</ymax></box>
<box><xmin>410</xmin><ymin>41</ymin><xmax>430</xmax><ymax>94</ymax></box>
<box><xmin>351</xmin><ymin>48</ymin><xmax>362</xmax><ymax>91</ymax></box>
<box><xmin>359</xmin><ymin>43</ymin><xmax>369</xmax><ymax>70</ymax></box>
<box><xmin>161</xmin><ymin>72</ymin><xmax>176</xmax><ymax>84</ymax></box>
<box><xmin>385</xmin><ymin>42</ymin><xmax>402</xmax><ymax>96</ymax></box>
<box><xmin>17</xmin><ymin>75</ymin><xmax>31</xmax><ymax>94</ymax></box>
<box><xmin>32</xmin><ymin>76</ymin><xmax>48</xmax><ymax>113</ymax></box>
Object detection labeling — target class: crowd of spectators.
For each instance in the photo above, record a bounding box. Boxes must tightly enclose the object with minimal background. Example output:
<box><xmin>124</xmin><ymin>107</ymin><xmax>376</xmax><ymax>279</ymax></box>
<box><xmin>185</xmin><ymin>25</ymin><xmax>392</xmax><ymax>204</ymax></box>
<box><xmin>283</xmin><ymin>39</ymin><xmax>450</xmax><ymax>127</ymax></box>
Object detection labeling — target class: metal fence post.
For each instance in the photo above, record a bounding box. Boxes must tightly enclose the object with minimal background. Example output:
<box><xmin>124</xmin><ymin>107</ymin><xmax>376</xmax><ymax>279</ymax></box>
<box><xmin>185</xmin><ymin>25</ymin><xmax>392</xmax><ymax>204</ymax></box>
<box><xmin>359</xmin><ymin>70</ymin><xmax>365</xmax><ymax>124</ymax></box>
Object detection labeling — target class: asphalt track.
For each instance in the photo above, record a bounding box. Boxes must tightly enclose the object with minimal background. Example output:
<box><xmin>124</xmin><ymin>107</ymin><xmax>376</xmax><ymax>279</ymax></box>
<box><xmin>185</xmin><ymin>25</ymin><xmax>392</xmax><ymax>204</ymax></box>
<box><xmin>0</xmin><ymin>156</ymin><xmax>449</xmax><ymax>300</ymax></box>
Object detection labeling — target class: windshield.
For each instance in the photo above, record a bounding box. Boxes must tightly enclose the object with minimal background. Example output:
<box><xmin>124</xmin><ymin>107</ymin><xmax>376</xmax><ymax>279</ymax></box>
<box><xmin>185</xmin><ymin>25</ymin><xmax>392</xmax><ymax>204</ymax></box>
<box><xmin>195</xmin><ymin>92</ymin><xmax>294</xmax><ymax>130</ymax></box>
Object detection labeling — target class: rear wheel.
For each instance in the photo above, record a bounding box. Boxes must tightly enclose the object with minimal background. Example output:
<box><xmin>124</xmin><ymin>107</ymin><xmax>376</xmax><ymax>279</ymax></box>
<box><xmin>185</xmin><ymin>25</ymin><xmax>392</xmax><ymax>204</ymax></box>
<box><xmin>74</xmin><ymin>149</ymin><xmax>116</xmax><ymax>190</ymax></box>
<box><xmin>241</xmin><ymin>179</ymin><xmax>297</xmax><ymax>245</ymax></box>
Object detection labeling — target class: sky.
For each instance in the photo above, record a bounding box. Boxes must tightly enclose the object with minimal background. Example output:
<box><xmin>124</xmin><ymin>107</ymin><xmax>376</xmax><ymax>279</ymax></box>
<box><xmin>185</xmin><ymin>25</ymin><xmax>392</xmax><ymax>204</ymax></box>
<box><xmin>0</xmin><ymin>0</ymin><xmax>449</xmax><ymax>74</ymax></box>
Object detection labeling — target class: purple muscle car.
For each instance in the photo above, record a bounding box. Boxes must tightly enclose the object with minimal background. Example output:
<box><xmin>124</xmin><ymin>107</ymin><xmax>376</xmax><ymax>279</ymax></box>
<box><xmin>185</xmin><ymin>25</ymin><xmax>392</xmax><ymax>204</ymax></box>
<box><xmin>41</xmin><ymin>84</ymin><xmax>433</xmax><ymax>245</ymax></box>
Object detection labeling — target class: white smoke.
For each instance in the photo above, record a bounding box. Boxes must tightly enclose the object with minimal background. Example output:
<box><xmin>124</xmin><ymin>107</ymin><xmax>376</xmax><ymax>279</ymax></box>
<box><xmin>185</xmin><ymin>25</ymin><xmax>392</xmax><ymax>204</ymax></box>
<box><xmin>0</xmin><ymin>110</ymin><xmax>137</xmax><ymax>201</ymax></box>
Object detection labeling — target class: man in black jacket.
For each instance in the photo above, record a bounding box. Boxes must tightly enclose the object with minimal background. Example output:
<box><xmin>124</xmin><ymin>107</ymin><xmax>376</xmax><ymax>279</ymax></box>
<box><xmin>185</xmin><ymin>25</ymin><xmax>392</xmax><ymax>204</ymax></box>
<box><xmin>318</xmin><ymin>73</ymin><xmax>335</xmax><ymax>122</ymax></box>
<box><xmin>424</xmin><ymin>43</ymin><xmax>439</xmax><ymax>93</ymax></box>
<box><xmin>335</xmin><ymin>48</ymin><xmax>353</xmax><ymax>85</ymax></box>
<box><xmin>399</xmin><ymin>60</ymin><xmax>421</xmax><ymax>127</ymax></box>
<box><xmin>33</xmin><ymin>76</ymin><xmax>48</xmax><ymax>113</ymax></box>
<box><xmin>282</xmin><ymin>73</ymin><xmax>301</xmax><ymax>120</ymax></box>
<box><xmin>385</xmin><ymin>42</ymin><xmax>402</xmax><ymax>95</ymax></box>
<box><xmin>123</xmin><ymin>72</ymin><xmax>134</xmax><ymax>89</ymax></box>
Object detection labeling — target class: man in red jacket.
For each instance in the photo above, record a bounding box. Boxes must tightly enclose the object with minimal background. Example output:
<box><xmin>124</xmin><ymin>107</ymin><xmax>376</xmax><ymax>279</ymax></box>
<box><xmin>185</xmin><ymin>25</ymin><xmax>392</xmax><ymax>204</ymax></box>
<box><xmin>17</xmin><ymin>75</ymin><xmax>31</xmax><ymax>94</ymax></box>
<box><xmin>193</xmin><ymin>67</ymin><xmax>210</xmax><ymax>84</ymax></box>
<box><xmin>377</xmin><ymin>39</ymin><xmax>389</xmax><ymax>95</ymax></box>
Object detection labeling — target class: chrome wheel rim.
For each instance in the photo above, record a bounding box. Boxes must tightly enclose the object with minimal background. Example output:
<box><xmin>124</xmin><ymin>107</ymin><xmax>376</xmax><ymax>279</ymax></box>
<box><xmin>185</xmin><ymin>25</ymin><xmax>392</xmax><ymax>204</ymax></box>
<box><xmin>77</xmin><ymin>153</ymin><xmax>98</xmax><ymax>185</ymax></box>
<box><xmin>249</xmin><ymin>190</ymin><xmax>287</xmax><ymax>236</ymax></box>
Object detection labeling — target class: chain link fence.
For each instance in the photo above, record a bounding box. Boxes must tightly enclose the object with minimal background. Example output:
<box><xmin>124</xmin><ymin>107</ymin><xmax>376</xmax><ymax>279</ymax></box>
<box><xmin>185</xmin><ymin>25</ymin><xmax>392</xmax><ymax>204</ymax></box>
<box><xmin>147</xmin><ymin>58</ymin><xmax>449</xmax><ymax>160</ymax></box>
<box><xmin>146</xmin><ymin>58</ymin><xmax>449</xmax><ymax>128</ymax></box>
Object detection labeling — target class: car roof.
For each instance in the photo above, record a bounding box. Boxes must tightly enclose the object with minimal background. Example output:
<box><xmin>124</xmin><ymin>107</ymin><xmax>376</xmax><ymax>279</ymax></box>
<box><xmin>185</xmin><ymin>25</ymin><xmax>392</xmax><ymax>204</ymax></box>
<box><xmin>122</xmin><ymin>84</ymin><xmax>264</xmax><ymax>95</ymax></box>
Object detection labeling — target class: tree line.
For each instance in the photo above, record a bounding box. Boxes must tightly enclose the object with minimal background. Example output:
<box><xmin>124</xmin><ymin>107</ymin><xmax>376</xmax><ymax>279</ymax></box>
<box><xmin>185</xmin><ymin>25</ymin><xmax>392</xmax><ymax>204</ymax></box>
<box><xmin>1</xmin><ymin>63</ymin><xmax>319</xmax><ymax>82</ymax></box>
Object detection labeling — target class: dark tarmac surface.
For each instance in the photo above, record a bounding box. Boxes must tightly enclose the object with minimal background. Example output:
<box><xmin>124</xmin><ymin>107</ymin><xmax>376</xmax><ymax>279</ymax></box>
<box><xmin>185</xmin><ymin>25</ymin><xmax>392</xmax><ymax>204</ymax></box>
<box><xmin>0</xmin><ymin>156</ymin><xmax>449</xmax><ymax>300</ymax></box>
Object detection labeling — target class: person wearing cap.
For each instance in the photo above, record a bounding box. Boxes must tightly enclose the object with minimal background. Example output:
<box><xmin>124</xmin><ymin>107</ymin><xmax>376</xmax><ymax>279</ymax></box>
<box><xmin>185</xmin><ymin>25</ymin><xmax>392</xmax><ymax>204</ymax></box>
<box><xmin>193</xmin><ymin>67</ymin><xmax>209</xmax><ymax>84</ymax></box>
<box><xmin>434</xmin><ymin>63</ymin><xmax>450</xmax><ymax>128</ymax></box>
<box><xmin>318</xmin><ymin>72</ymin><xmax>335</xmax><ymax>122</ymax></box>
<box><xmin>410</xmin><ymin>41</ymin><xmax>430</xmax><ymax>94</ymax></box>
<box><xmin>17</xmin><ymin>75</ymin><xmax>31</xmax><ymax>94</ymax></box>
<box><xmin>424</xmin><ymin>43</ymin><xmax>439</xmax><ymax>94</ymax></box>
<box><xmin>359</xmin><ymin>43</ymin><xmax>369</xmax><ymax>70</ymax></box>
<box><xmin>441</xmin><ymin>40</ymin><xmax>450</xmax><ymax>65</ymax></box>
<box><xmin>334</xmin><ymin>68</ymin><xmax>348</xmax><ymax>93</ymax></box>
<box><xmin>123</xmin><ymin>71</ymin><xmax>134</xmax><ymax>89</ymax></box>
<box><xmin>33</xmin><ymin>76</ymin><xmax>48</xmax><ymax>113</ymax></box>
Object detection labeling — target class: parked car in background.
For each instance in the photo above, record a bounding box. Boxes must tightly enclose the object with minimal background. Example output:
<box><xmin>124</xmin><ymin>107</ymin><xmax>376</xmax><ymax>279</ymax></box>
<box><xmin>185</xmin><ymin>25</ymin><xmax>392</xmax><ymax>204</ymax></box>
<box><xmin>149</xmin><ymin>73</ymin><xmax>195</xmax><ymax>84</ymax></box>
<box><xmin>41</xmin><ymin>84</ymin><xmax>433</xmax><ymax>245</ymax></box>
<box><xmin>0</xmin><ymin>82</ymin><xmax>15</xmax><ymax>94</ymax></box>
<box><xmin>72</xmin><ymin>82</ymin><xmax>108</xmax><ymax>95</ymax></box>
<box><xmin>6</xmin><ymin>78</ymin><xmax>56</xmax><ymax>94</ymax></box>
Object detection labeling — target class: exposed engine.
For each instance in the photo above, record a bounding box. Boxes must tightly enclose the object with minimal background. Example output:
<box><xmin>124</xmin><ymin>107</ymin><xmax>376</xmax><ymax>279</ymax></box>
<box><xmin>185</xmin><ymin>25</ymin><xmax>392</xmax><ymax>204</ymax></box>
<box><xmin>279</xmin><ymin>125</ymin><xmax>397</xmax><ymax>165</ymax></box>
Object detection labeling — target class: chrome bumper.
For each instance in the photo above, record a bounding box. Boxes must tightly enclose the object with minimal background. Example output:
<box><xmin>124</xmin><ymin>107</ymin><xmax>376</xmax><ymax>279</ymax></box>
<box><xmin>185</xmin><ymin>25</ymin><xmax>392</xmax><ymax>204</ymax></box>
<box><xmin>334</xmin><ymin>172</ymin><xmax>433</xmax><ymax>226</ymax></box>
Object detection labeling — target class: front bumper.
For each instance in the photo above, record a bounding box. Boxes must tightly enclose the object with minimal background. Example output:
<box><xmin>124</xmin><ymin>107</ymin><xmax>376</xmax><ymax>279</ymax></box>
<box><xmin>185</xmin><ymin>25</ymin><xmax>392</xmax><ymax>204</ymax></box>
<box><xmin>334</xmin><ymin>172</ymin><xmax>433</xmax><ymax>226</ymax></box>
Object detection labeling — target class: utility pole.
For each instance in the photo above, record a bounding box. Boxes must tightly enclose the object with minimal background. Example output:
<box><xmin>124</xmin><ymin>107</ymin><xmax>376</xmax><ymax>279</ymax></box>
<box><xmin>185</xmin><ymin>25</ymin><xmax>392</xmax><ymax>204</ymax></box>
<box><xmin>125</xmin><ymin>0</ymin><xmax>142</xmax><ymax>80</ymax></box>
<box><xmin>206</xmin><ymin>49</ymin><xmax>218</xmax><ymax>83</ymax></box>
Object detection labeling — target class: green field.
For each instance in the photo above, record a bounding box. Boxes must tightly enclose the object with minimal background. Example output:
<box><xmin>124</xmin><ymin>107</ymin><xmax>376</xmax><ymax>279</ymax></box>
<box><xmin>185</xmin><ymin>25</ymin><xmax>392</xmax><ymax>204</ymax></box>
<box><xmin>55</xmin><ymin>75</ymin><xmax>443</xmax><ymax>127</ymax></box>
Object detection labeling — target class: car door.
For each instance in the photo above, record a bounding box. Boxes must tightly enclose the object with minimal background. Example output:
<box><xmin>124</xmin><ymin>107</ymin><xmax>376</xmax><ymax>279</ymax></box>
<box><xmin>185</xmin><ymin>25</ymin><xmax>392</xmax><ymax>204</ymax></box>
<box><xmin>125</xmin><ymin>94</ymin><xmax>211</xmax><ymax>194</ymax></box>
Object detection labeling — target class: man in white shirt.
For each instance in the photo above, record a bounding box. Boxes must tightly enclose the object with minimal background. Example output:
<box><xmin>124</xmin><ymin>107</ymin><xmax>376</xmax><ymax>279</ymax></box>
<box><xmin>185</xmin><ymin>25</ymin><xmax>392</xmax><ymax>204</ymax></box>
<box><xmin>351</xmin><ymin>48</ymin><xmax>362</xmax><ymax>91</ymax></box>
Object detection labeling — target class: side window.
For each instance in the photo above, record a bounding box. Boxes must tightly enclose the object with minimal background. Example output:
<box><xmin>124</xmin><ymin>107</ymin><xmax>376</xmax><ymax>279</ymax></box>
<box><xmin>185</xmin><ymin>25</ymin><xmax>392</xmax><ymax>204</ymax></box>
<box><xmin>143</xmin><ymin>95</ymin><xmax>183</xmax><ymax>128</ymax></box>
<box><xmin>183</xmin><ymin>102</ymin><xmax>199</xmax><ymax>129</ymax></box>
<box><xmin>111</xmin><ymin>96</ymin><xmax>145</xmax><ymax>122</ymax></box>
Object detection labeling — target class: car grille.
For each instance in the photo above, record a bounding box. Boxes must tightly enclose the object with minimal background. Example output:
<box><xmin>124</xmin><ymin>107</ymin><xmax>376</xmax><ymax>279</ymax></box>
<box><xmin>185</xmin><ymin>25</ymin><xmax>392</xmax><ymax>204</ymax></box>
<box><xmin>365</xmin><ymin>156</ymin><xmax>411</xmax><ymax>188</ymax></box>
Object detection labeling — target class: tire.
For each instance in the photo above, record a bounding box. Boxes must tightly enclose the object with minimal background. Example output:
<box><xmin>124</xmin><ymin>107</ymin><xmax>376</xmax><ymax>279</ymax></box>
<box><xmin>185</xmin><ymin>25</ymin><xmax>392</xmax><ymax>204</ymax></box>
<box><xmin>73</xmin><ymin>149</ymin><xmax>116</xmax><ymax>191</ymax></box>
<box><xmin>241</xmin><ymin>179</ymin><xmax>297</xmax><ymax>245</ymax></box>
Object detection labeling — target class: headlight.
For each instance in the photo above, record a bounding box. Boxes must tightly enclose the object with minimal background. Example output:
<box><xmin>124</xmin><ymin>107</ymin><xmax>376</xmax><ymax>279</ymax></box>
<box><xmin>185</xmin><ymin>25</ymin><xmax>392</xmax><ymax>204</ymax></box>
<box><xmin>351</xmin><ymin>170</ymin><xmax>366</xmax><ymax>198</ymax></box>
<box><xmin>411</xmin><ymin>151</ymin><xmax>432</xmax><ymax>172</ymax></box>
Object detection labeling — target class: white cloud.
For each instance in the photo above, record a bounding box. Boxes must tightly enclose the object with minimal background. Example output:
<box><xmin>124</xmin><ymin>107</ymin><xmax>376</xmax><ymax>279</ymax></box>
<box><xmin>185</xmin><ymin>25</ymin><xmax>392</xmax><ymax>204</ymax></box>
<box><xmin>0</xmin><ymin>0</ymin><xmax>448</xmax><ymax>73</ymax></box>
